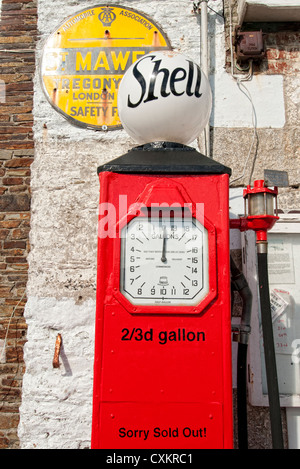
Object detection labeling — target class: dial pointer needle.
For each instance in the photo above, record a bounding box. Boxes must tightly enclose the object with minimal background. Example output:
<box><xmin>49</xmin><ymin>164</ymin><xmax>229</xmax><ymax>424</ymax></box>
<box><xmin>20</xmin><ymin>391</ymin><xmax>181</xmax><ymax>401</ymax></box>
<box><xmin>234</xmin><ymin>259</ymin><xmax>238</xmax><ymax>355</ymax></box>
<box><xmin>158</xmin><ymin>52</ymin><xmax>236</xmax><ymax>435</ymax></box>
<box><xmin>161</xmin><ymin>227</ymin><xmax>167</xmax><ymax>263</ymax></box>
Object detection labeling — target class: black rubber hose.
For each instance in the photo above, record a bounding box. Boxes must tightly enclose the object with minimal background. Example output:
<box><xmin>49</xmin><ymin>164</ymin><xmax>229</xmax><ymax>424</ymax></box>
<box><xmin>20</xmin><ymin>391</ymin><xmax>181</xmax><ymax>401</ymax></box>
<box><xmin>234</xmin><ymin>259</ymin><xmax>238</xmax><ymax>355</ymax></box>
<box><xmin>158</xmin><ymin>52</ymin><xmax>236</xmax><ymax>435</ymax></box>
<box><xmin>257</xmin><ymin>251</ymin><xmax>284</xmax><ymax>449</ymax></box>
<box><xmin>237</xmin><ymin>342</ymin><xmax>248</xmax><ymax>449</ymax></box>
<box><xmin>230</xmin><ymin>256</ymin><xmax>252</xmax><ymax>450</ymax></box>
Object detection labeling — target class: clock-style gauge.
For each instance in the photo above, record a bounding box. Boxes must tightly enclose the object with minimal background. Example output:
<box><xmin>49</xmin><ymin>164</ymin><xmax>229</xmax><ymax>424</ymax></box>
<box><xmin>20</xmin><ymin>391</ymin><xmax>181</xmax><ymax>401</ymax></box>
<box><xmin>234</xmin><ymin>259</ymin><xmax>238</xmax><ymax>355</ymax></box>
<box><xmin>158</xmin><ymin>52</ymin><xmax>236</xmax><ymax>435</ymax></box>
<box><xmin>120</xmin><ymin>212</ymin><xmax>209</xmax><ymax>306</ymax></box>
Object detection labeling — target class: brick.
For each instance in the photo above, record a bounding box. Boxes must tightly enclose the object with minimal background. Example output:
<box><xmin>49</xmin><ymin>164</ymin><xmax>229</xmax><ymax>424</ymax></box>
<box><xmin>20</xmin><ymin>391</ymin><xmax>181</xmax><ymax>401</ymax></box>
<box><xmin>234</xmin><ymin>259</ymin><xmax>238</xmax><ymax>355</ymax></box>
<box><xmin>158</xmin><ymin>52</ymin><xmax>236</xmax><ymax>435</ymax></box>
<box><xmin>7</xmin><ymin>276</ymin><xmax>27</xmax><ymax>284</ymax></box>
<box><xmin>0</xmin><ymin>74</ymin><xmax>32</xmax><ymax>83</ymax></box>
<box><xmin>0</xmin><ymin>150</ymin><xmax>13</xmax><ymax>160</ymax></box>
<box><xmin>7</xmin><ymin>263</ymin><xmax>28</xmax><ymax>270</ymax></box>
<box><xmin>6</xmin><ymin>83</ymin><xmax>33</xmax><ymax>93</ymax></box>
<box><xmin>0</xmin><ymin>106</ymin><xmax>32</xmax><ymax>116</ymax></box>
<box><xmin>0</xmin><ymin>436</ymin><xmax>9</xmax><ymax>449</ymax></box>
<box><xmin>0</xmin><ymin>305</ymin><xmax>14</xmax><ymax>316</ymax></box>
<box><xmin>4</xmin><ymin>157</ymin><xmax>33</xmax><ymax>168</ymax></box>
<box><xmin>2</xmin><ymin>0</ymin><xmax>34</xmax><ymax>3</ymax></box>
<box><xmin>0</xmin><ymin>194</ymin><xmax>30</xmax><ymax>211</ymax></box>
<box><xmin>13</xmin><ymin>149</ymin><xmax>34</xmax><ymax>156</ymax></box>
<box><xmin>6</xmin><ymin>91</ymin><xmax>34</xmax><ymax>98</ymax></box>
<box><xmin>1</xmin><ymin>318</ymin><xmax>27</xmax><ymax>329</ymax></box>
<box><xmin>1</xmin><ymin>66</ymin><xmax>35</xmax><ymax>75</ymax></box>
<box><xmin>0</xmin><ymin>143</ymin><xmax>34</xmax><ymax>150</ymax></box>
<box><xmin>0</xmin><ymin>286</ymin><xmax>12</xmax><ymax>297</ymax></box>
<box><xmin>0</xmin><ymin>22</ymin><xmax>34</xmax><ymax>32</ymax></box>
<box><xmin>5</xmin><ymin>213</ymin><xmax>29</xmax><ymax>220</ymax></box>
<box><xmin>5</xmin><ymin>347</ymin><xmax>23</xmax><ymax>363</ymax></box>
<box><xmin>1</xmin><ymin>378</ymin><xmax>21</xmax><ymax>388</ymax></box>
<box><xmin>0</xmin><ymin>401</ymin><xmax>21</xmax><ymax>413</ymax></box>
<box><xmin>0</xmin><ymin>128</ymin><xmax>31</xmax><ymax>136</ymax></box>
<box><xmin>1</xmin><ymin>4</ymin><xmax>24</xmax><ymax>11</ymax></box>
<box><xmin>5</xmin><ymin>169</ymin><xmax>30</xmax><ymax>176</ymax></box>
<box><xmin>4</xmin><ymin>299</ymin><xmax>26</xmax><ymax>307</ymax></box>
<box><xmin>0</xmin><ymin>383</ymin><xmax>22</xmax><ymax>396</ymax></box>
<box><xmin>7</xmin><ymin>309</ymin><xmax>26</xmax><ymax>318</ymax></box>
<box><xmin>0</xmin><ymin>61</ymin><xmax>25</xmax><ymax>69</ymax></box>
<box><xmin>8</xmin><ymin>186</ymin><xmax>28</xmax><ymax>193</ymax></box>
<box><xmin>0</xmin><ymin>230</ymin><xmax>9</xmax><ymax>240</ymax></box>
<box><xmin>0</xmin><ymin>330</ymin><xmax>22</xmax><ymax>341</ymax></box>
<box><xmin>14</xmin><ymin>280</ymin><xmax>27</xmax><ymax>288</ymax></box>
<box><xmin>0</xmin><ymin>134</ymin><xmax>30</xmax><ymax>142</ymax></box>
<box><xmin>4</xmin><ymin>249</ymin><xmax>24</xmax><ymax>256</ymax></box>
<box><xmin>13</xmin><ymin>115</ymin><xmax>34</xmax><ymax>123</ymax></box>
<box><xmin>0</xmin><ymin>413</ymin><xmax>19</xmax><ymax>429</ymax></box>
<box><xmin>0</xmin><ymin>36</ymin><xmax>34</xmax><ymax>44</ymax></box>
<box><xmin>0</xmin><ymin>220</ymin><xmax>21</xmax><ymax>228</ymax></box>
<box><xmin>2</xmin><ymin>178</ymin><xmax>23</xmax><ymax>185</ymax></box>
<box><xmin>3</xmin><ymin>241</ymin><xmax>26</xmax><ymax>249</ymax></box>
<box><xmin>5</xmin><ymin>257</ymin><xmax>27</xmax><ymax>264</ymax></box>
<box><xmin>11</xmin><ymin>227</ymin><xmax>30</xmax><ymax>239</ymax></box>
<box><xmin>1</xmin><ymin>9</ymin><xmax>37</xmax><ymax>16</ymax></box>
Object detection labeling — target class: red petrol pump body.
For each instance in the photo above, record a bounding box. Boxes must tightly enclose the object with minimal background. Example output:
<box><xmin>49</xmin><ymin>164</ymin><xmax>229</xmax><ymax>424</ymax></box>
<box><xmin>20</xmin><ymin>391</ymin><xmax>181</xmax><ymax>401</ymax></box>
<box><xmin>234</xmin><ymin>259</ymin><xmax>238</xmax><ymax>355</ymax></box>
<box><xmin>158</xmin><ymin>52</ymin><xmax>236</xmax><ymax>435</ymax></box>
<box><xmin>91</xmin><ymin>144</ymin><xmax>233</xmax><ymax>449</ymax></box>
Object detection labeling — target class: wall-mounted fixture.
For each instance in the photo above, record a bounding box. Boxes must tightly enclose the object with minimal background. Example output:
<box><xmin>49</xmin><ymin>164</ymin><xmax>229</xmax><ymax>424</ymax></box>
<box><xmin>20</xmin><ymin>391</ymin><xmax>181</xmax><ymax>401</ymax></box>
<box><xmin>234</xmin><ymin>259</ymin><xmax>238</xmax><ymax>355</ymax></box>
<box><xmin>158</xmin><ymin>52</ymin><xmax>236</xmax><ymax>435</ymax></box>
<box><xmin>234</xmin><ymin>27</ymin><xmax>265</xmax><ymax>62</ymax></box>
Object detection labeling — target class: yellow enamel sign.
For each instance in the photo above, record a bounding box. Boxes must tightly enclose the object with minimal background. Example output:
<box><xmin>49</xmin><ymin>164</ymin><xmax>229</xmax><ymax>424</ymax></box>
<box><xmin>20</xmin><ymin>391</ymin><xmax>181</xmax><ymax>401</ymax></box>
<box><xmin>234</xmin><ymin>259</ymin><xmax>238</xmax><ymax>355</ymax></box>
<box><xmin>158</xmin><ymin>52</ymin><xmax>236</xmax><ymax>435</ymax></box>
<box><xmin>41</xmin><ymin>5</ymin><xmax>171</xmax><ymax>130</ymax></box>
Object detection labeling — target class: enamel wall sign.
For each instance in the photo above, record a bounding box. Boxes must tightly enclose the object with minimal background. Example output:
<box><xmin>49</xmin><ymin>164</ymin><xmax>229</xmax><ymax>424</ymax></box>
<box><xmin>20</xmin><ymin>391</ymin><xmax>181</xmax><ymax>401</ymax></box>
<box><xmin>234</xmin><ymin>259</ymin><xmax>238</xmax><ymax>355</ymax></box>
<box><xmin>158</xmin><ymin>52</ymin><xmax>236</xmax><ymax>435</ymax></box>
<box><xmin>41</xmin><ymin>5</ymin><xmax>171</xmax><ymax>130</ymax></box>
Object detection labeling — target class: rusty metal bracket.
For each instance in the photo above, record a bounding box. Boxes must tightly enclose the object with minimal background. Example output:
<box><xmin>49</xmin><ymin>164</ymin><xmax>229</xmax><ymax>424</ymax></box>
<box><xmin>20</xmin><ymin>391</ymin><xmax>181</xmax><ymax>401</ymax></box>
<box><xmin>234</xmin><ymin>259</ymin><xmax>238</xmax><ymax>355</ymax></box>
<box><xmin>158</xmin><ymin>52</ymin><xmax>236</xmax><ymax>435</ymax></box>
<box><xmin>53</xmin><ymin>333</ymin><xmax>62</xmax><ymax>368</ymax></box>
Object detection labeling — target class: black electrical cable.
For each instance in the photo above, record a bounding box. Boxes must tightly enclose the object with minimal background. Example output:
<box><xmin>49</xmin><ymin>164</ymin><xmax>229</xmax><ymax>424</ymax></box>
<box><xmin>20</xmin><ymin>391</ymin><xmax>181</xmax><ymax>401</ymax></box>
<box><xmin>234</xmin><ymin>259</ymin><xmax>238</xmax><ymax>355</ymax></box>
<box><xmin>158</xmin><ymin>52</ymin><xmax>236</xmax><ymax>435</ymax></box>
<box><xmin>257</xmin><ymin>250</ymin><xmax>284</xmax><ymax>449</ymax></box>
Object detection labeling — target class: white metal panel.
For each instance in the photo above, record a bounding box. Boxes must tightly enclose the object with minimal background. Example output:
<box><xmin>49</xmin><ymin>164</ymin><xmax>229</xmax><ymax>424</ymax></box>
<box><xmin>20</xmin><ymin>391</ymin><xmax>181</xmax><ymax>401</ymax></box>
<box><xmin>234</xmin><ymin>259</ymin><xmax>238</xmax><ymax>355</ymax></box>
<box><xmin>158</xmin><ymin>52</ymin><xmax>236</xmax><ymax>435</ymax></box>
<box><xmin>244</xmin><ymin>215</ymin><xmax>300</xmax><ymax>407</ymax></box>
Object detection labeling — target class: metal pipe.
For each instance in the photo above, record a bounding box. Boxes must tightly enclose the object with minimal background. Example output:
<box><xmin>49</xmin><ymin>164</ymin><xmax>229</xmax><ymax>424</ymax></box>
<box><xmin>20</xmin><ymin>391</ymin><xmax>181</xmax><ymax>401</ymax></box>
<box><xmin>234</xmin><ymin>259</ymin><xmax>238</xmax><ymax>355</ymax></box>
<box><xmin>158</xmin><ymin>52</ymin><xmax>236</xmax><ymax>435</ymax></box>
<box><xmin>200</xmin><ymin>0</ymin><xmax>208</xmax><ymax>79</ymax></box>
<box><xmin>200</xmin><ymin>0</ymin><xmax>210</xmax><ymax>158</ymax></box>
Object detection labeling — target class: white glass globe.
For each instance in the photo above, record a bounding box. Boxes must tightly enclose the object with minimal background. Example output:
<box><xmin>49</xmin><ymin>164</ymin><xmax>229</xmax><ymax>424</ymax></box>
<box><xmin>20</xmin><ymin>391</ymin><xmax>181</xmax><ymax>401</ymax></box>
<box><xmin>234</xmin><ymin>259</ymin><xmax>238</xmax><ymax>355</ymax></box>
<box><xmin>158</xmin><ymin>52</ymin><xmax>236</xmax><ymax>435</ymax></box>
<box><xmin>118</xmin><ymin>51</ymin><xmax>212</xmax><ymax>145</ymax></box>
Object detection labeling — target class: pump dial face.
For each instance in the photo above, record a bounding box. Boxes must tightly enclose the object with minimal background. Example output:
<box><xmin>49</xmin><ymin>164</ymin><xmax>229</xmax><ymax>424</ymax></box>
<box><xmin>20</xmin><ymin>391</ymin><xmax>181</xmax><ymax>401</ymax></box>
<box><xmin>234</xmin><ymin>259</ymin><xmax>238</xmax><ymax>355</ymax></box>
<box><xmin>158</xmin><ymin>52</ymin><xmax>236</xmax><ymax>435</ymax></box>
<box><xmin>120</xmin><ymin>213</ymin><xmax>209</xmax><ymax>306</ymax></box>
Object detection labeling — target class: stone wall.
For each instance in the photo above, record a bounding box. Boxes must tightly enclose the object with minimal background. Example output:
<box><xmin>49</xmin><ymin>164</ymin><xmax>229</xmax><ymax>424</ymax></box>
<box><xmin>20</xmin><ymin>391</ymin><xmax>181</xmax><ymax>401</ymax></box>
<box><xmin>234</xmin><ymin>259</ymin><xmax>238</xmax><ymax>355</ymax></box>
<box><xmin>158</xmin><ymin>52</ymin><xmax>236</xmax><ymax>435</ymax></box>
<box><xmin>0</xmin><ymin>0</ymin><xmax>36</xmax><ymax>448</ymax></box>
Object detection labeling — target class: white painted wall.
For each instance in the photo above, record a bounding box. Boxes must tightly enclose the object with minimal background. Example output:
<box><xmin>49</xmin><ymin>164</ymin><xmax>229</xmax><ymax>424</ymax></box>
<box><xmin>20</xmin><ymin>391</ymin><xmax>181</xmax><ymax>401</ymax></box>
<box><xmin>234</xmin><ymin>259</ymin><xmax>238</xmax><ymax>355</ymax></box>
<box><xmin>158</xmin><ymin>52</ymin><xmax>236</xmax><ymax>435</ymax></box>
<box><xmin>18</xmin><ymin>0</ymin><xmax>286</xmax><ymax>449</ymax></box>
<box><xmin>212</xmin><ymin>73</ymin><xmax>285</xmax><ymax>128</ymax></box>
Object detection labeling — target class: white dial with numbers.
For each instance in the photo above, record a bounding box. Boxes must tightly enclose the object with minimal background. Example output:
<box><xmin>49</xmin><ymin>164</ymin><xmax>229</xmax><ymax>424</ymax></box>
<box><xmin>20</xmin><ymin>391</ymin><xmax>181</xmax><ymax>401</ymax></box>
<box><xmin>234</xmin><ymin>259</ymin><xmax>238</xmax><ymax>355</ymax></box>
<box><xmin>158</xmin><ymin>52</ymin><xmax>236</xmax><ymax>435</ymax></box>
<box><xmin>120</xmin><ymin>214</ymin><xmax>209</xmax><ymax>306</ymax></box>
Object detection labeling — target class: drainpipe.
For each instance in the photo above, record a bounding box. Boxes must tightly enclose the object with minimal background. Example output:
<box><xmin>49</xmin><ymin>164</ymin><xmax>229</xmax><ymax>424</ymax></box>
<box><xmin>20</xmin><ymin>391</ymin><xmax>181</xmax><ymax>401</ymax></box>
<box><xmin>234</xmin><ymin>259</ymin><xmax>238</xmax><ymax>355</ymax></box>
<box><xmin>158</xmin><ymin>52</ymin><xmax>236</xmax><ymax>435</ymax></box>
<box><xmin>199</xmin><ymin>0</ymin><xmax>210</xmax><ymax>157</ymax></box>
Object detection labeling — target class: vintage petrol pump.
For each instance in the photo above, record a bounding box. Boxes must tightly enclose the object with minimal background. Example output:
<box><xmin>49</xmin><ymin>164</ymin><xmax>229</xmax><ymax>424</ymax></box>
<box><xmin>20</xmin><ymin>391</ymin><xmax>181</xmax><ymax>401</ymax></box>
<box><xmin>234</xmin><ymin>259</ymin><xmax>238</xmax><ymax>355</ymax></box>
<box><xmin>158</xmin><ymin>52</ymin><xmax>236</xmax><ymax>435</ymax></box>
<box><xmin>91</xmin><ymin>51</ymin><xmax>234</xmax><ymax>449</ymax></box>
<box><xmin>91</xmin><ymin>144</ymin><xmax>233</xmax><ymax>449</ymax></box>
<box><xmin>91</xmin><ymin>50</ymin><xmax>284</xmax><ymax>450</ymax></box>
